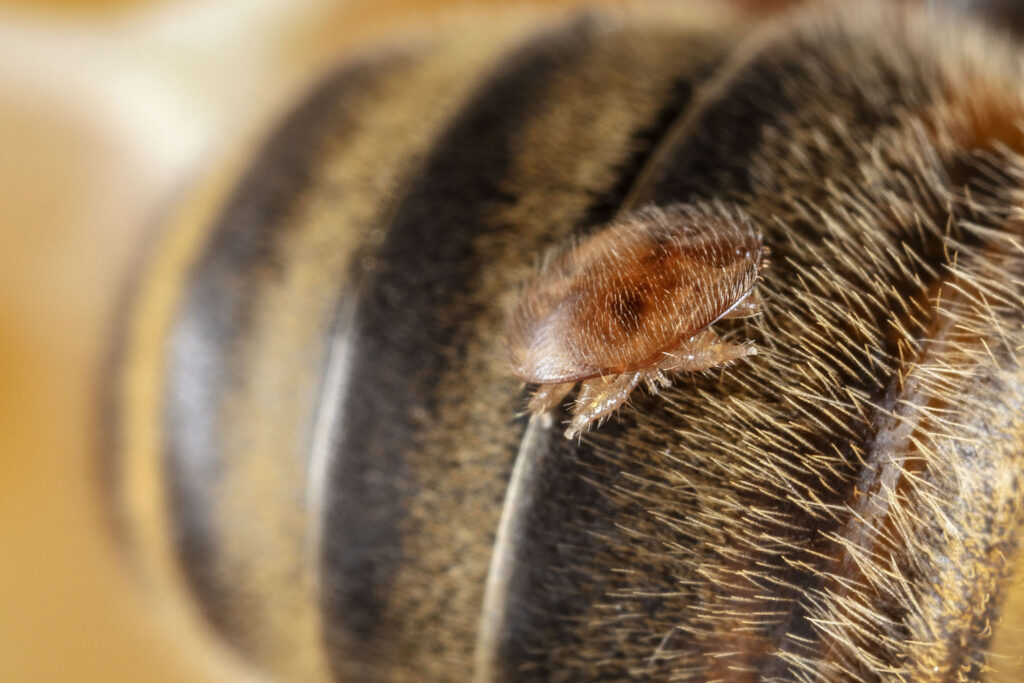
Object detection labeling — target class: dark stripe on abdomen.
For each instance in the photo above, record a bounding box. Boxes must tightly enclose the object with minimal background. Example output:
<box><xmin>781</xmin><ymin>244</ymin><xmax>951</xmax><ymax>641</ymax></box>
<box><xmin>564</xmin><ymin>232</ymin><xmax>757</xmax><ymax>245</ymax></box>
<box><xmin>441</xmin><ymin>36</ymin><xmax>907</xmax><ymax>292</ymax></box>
<box><xmin>162</xmin><ymin>58</ymin><xmax>401</xmax><ymax>650</ymax></box>
<box><xmin>319</xmin><ymin>19</ymin><xmax>600</xmax><ymax>676</ymax></box>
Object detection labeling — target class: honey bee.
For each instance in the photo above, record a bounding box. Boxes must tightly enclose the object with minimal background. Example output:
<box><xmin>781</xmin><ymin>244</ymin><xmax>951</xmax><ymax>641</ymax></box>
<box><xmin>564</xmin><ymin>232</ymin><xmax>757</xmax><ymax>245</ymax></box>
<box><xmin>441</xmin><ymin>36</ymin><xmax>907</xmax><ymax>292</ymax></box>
<box><xmin>111</xmin><ymin>1</ymin><xmax>1024</xmax><ymax>681</ymax></box>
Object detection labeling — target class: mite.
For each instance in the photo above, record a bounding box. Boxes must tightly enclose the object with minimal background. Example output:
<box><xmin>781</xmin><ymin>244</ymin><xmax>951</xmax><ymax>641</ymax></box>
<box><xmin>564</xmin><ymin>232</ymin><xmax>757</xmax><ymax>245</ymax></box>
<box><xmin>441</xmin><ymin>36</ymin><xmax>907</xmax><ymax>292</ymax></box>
<box><xmin>506</xmin><ymin>204</ymin><xmax>769</xmax><ymax>438</ymax></box>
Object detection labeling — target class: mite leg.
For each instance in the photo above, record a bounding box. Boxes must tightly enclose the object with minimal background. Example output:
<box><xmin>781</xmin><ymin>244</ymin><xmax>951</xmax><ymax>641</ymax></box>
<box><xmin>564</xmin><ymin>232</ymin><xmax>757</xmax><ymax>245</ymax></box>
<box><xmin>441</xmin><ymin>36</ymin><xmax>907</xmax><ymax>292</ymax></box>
<box><xmin>721</xmin><ymin>290</ymin><xmax>762</xmax><ymax>319</ymax></box>
<box><xmin>656</xmin><ymin>329</ymin><xmax>756</xmax><ymax>374</ymax></box>
<box><xmin>642</xmin><ymin>368</ymin><xmax>671</xmax><ymax>393</ymax></box>
<box><xmin>527</xmin><ymin>382</ymin><xmax>575</xmax><ymax>415</ymax></box>
<box><xmin>565</xmin><ymin>371</ymin><xmax>643</xmax><ymax>439</ymax></box>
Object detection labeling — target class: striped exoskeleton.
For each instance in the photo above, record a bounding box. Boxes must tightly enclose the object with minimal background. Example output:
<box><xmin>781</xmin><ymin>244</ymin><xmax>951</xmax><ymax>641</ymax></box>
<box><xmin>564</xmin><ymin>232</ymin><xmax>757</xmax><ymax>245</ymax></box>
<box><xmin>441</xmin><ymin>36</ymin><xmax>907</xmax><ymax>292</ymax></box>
<box><xmin>112</xmin><ymin>2</ymin><xmax>1024</xmax><ymax>681</ymax></box>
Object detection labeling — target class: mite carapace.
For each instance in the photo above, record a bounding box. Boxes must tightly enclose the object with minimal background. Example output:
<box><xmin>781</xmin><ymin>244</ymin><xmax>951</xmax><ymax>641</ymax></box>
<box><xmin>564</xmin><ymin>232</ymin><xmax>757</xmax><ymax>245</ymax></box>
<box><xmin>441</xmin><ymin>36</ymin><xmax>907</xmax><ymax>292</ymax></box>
<box><xmin>506</xmin><ymin>204</ymin><xmax>769</xmax><ymax>438</ymax></box>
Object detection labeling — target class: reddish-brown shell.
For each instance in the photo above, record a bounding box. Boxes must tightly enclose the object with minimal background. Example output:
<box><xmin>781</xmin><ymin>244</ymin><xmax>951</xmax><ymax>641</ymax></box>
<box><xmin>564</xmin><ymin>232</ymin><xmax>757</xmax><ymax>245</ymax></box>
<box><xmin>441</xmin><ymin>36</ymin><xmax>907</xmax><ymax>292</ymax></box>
<box><xmin>506</xmin><ymin>204</ymin><xmax>767</xmax><ymax>384</ymax></box>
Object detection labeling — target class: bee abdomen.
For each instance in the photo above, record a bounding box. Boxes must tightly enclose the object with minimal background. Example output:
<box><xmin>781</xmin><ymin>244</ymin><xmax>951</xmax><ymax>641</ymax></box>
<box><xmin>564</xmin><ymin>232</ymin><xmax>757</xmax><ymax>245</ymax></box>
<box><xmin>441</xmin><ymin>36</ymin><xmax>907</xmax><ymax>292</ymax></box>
<box><xmin>112</xmin><ymin>3</ymin><xmax>1024</xmax><ymax>681</ymax></box>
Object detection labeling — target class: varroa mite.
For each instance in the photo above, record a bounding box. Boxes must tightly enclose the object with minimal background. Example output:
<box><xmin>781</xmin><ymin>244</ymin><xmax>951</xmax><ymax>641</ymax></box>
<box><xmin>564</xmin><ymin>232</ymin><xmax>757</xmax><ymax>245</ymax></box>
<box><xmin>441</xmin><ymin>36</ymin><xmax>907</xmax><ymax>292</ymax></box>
<box><xmin>506</xmin><ymin>204</ymin><xmax>769</xmax><ymax>437</ymax></box>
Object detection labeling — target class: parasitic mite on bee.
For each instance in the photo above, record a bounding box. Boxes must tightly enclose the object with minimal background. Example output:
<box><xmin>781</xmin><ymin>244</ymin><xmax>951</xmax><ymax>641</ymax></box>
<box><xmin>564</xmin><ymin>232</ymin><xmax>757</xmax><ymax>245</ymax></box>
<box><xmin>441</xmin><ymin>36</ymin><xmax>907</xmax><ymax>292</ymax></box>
<box><xmin>110</xmin><ymin>1</ymin><xmax>1024</xmax><ymax>681</ymax></box>
<box><xmin>506</xmin><ymin>204</ymin><xmax>769</xmax><ymax>437</ymax></box>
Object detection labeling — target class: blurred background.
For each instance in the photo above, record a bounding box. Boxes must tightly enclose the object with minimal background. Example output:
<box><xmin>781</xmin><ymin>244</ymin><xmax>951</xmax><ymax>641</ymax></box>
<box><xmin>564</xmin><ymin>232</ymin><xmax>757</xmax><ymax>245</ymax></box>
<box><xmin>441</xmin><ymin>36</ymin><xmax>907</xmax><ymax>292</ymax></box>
<box><xmin>3</xmin><ymin>0</ymin><xmax>1021</xmax><ymax>681</ymax></box>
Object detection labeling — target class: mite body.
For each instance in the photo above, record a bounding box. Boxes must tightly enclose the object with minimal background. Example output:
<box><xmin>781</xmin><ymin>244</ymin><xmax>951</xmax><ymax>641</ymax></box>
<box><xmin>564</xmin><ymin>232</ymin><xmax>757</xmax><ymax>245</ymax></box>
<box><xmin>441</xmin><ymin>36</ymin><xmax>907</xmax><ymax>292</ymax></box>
<box><xmin>506</xmin><ymin>205</ymin><xmax>768</xmax><ymax>437</ymax></box>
